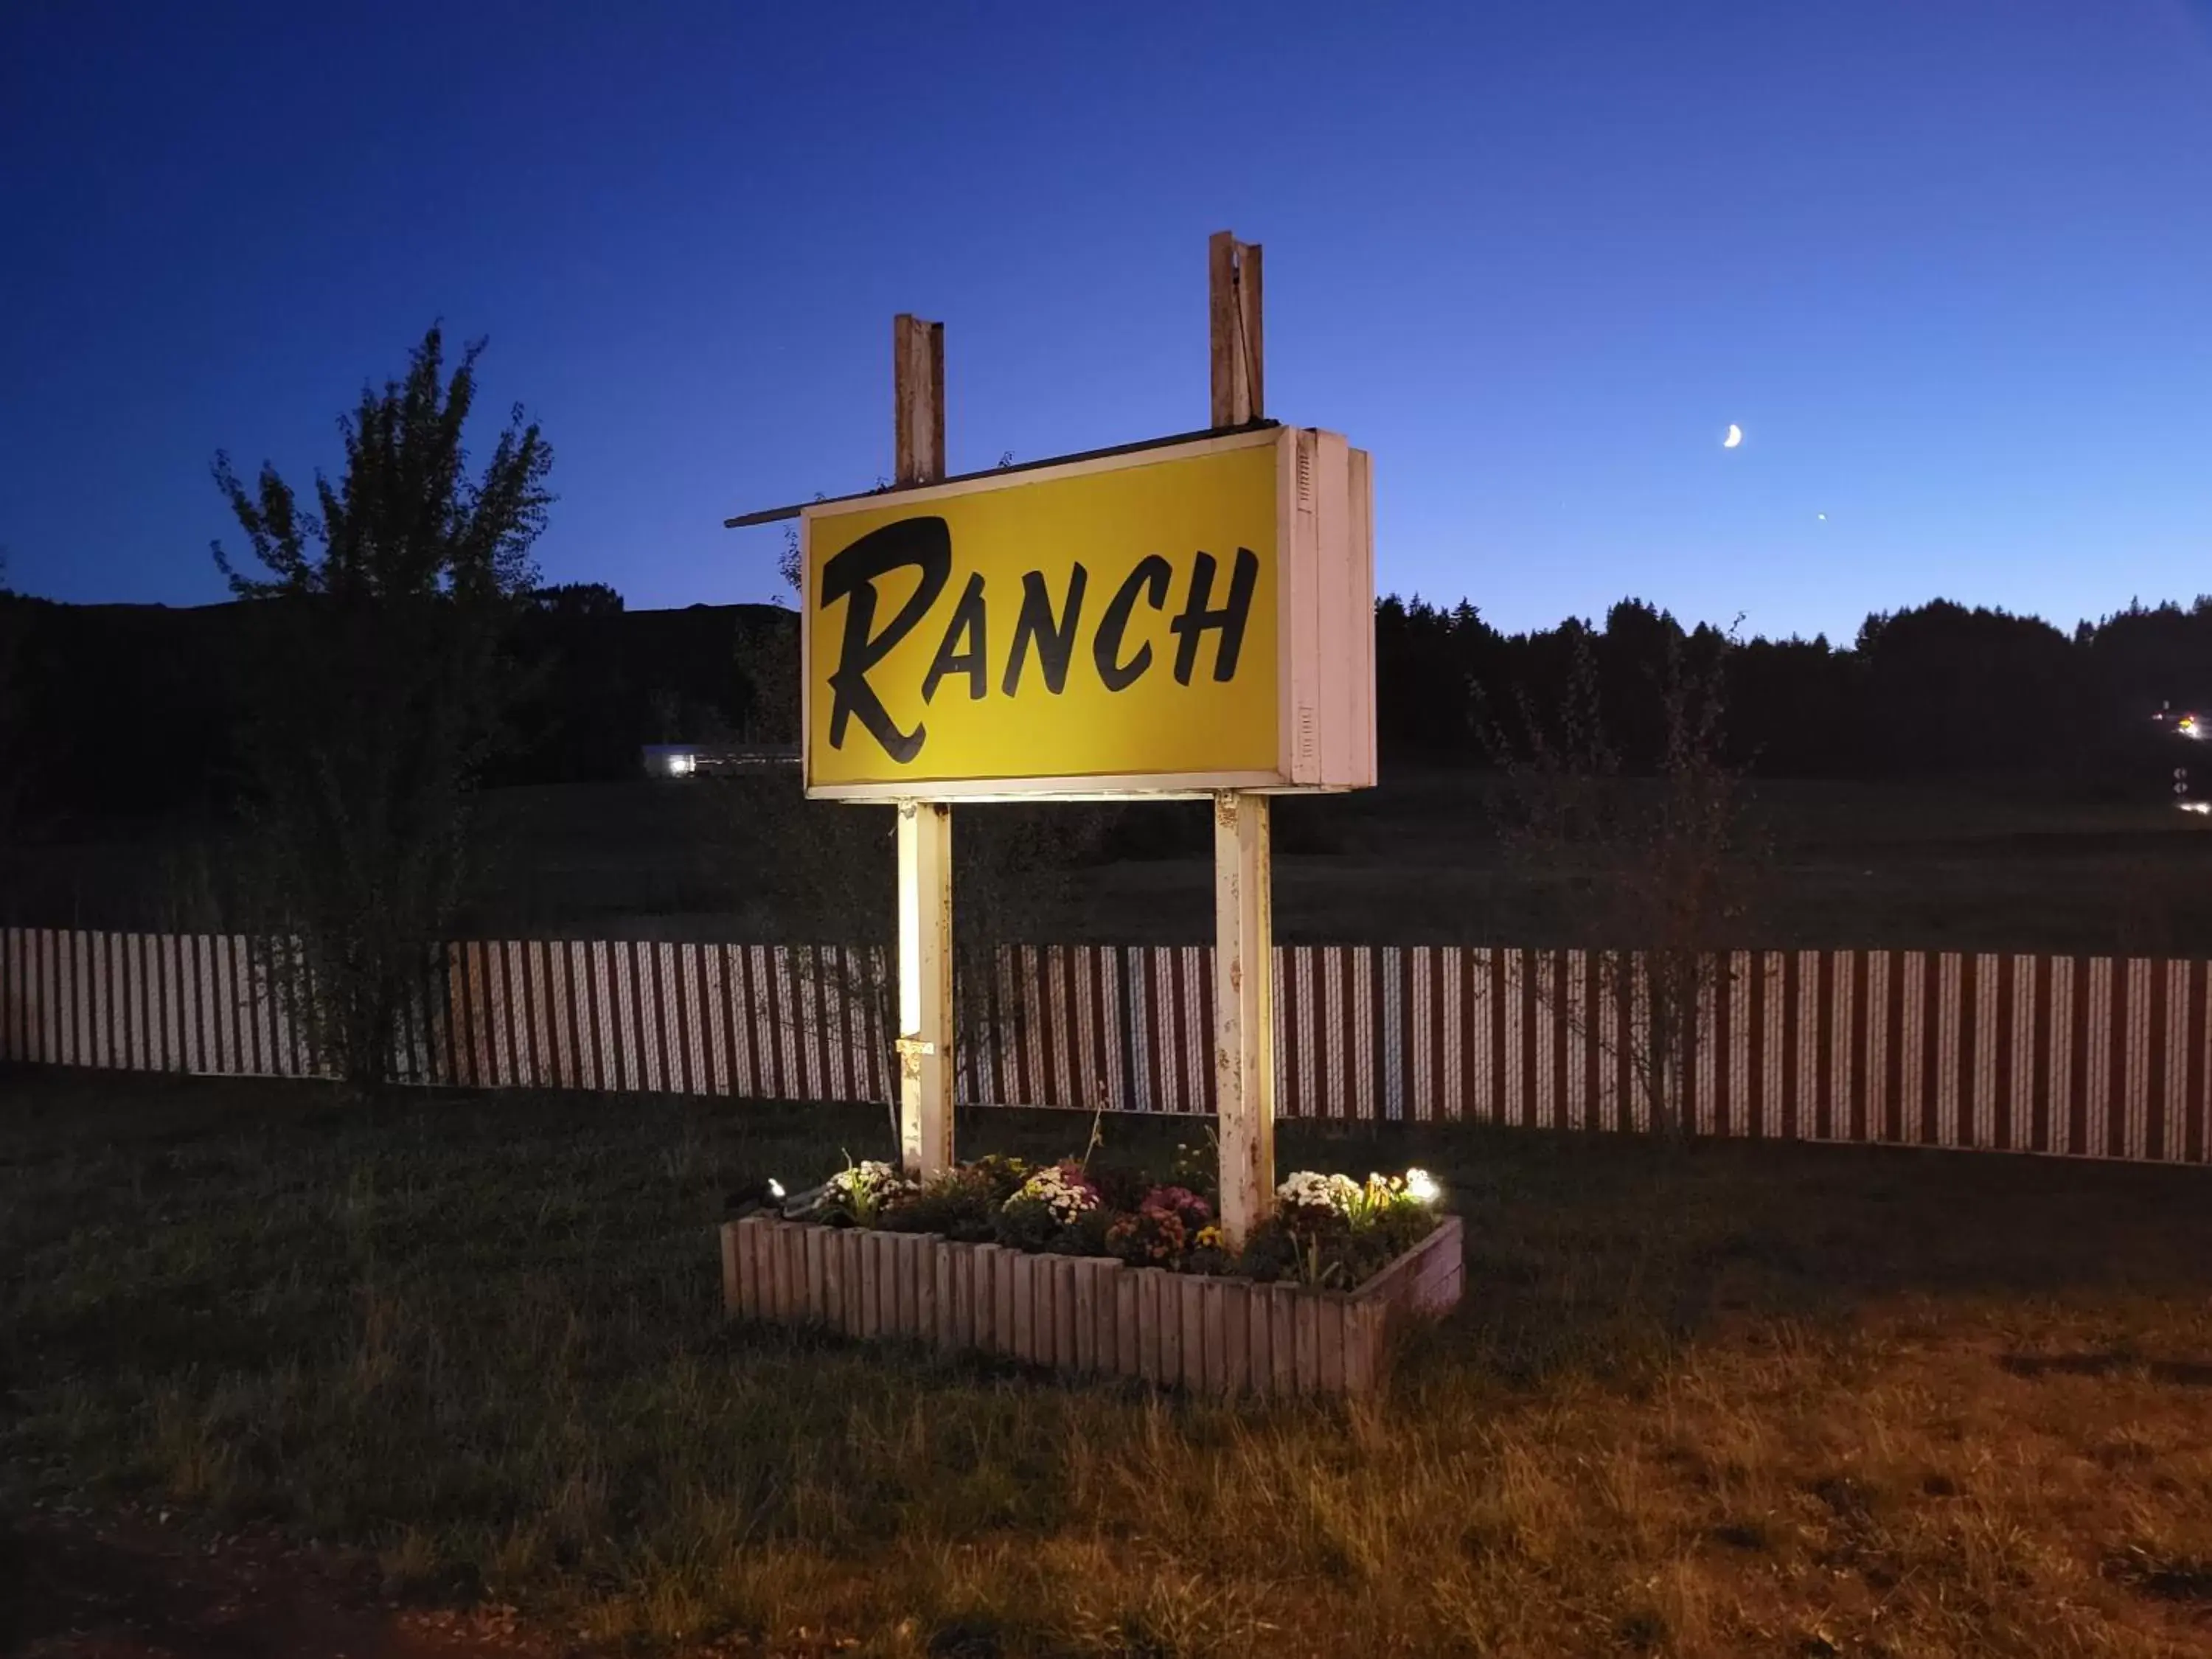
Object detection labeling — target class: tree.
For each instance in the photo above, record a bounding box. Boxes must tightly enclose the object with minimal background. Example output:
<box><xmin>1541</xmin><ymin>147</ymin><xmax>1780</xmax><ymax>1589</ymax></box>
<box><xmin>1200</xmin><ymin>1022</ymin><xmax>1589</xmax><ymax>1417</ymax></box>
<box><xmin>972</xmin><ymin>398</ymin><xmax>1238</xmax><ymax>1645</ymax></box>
<box><xmin>724</xmin><ymin>613</ymin><xmax>1096</xmax><ymax>1146</ymax></box>
<box><xmin>1373</xmin><ymin>594</ymin><xmax>1503</xmax><ymax>762</ymax></box>
<box><xmin>212</xmin><ymin>327</ymin><xmax>553</xmax><ymax>1088</ymax></box>
<box><xmin>1484</xmin><ymin>622</ymin><xmax>1761</xmax><ymax>1137</ymax></box>
<box><xmin>498</xmin><ymin>583</ymin><xmax>629</xmax><ymax>784</ymax></box>
<box><xmin>732</xmin><ymin>605</ymin><xmax>800</xmax><ymax>743</ymax></box>
<box><xmin>0</xmin><ymin>549</ymin><xmax>19</xmax><ymax>845</ymax></box>
<box><xmin>1854</xmin><ymin>600</ymin><xmax>2080</xmax><ymax>774</ymax></box>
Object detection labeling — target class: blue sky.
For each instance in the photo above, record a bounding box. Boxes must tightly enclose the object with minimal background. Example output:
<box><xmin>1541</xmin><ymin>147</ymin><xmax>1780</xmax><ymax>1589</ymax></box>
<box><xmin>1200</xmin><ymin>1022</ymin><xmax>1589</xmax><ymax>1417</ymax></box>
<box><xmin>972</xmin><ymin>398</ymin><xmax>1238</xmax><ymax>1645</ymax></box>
<box><xmin>4</xmin><ymin>0</ymin><xmax>2208</xmax><ymax>641</ymax></box>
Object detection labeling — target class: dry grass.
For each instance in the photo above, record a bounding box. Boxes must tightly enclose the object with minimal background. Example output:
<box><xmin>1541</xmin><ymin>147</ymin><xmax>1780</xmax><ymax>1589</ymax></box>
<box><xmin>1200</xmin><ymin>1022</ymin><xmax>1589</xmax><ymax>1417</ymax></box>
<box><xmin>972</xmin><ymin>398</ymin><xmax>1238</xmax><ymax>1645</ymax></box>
<box><xmin>7</xmin><ymin>1067</ymin><xmax>2212</xmax><ymax>1656</ymax></box>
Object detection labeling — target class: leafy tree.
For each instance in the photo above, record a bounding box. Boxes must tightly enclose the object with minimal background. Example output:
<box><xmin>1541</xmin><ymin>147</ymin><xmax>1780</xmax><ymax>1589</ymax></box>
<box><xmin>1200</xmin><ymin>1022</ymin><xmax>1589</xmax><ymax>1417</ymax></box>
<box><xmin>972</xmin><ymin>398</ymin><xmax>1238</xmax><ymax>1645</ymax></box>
<box><xmin>531</xmin><ymin>581</ymin><xmax>624</xmax><ymax>621</ymax></box>
<box><xmin>1854</xmin><ymin>600</ymin><xmax>2079</xmax><ymax>773</ymax></box>
<box><xmin>498</xmin><ymin>583</ymin><xmax>629</xmax><ymax>784</ymax></box>
<box><xmin>731</xmin><ymin>607</ymin><xmax>800</xmax><ymax>744</ymax></box>
<box><xmin>212</xmin><ymin>327</ymin><xmax>552</xmax><ymax>1087</ymax></box>
<box><xmin>777</xmin><ymin>524</ymin><xmax>802</xmax><ymax>599</ymax></box>
<box><xmin>1373</xmin><ymin>594</ymin><xmax>1502</xmax><ymax>761</ymax></box>
<box><xmin>0</xmin><ymin>548</ymin><xmax>19</xmax><ymax>844</ymax></box>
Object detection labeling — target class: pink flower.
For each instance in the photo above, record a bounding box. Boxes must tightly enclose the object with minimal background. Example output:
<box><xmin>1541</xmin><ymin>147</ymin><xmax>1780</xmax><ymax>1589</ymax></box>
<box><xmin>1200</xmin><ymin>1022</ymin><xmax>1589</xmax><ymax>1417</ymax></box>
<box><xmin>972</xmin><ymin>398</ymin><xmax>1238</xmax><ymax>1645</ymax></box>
<box><xmin>1138</xmin><ymin>1184</ymin><xmax>1209</xmax><ymax>1222</ymax></box>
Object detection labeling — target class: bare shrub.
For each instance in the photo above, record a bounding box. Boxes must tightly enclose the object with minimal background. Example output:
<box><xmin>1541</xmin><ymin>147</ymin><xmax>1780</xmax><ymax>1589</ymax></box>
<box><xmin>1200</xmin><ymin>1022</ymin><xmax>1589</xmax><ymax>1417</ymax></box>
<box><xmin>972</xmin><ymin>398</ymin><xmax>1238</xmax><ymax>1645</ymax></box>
<box><xmin>726</xmin><ymin>622</ymin><xmax>1093</xmax><ymax>1139</ymax></box>
<box><xmin>1483</xmin><ymin>621</ymin><xmax>1762</xmax><ymax>1135</ymax></box>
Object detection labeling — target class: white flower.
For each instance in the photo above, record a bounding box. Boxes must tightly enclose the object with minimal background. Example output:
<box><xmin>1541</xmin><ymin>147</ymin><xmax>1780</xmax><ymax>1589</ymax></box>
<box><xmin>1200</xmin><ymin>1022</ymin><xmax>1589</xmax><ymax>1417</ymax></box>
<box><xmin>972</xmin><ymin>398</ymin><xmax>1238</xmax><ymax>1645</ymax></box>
<box><xmin>1005</xmin><ymin>1165</ymin><xmax>1099</xmax><ymax>1224</ymax></box>
<box><xmin>818</xmin><ymin>1158</ymin><xmax>917</xmax><ymax>1221</ymax></box>
<box><xmin>824</xmin><ymin>1159</ymin><xmax>900</xmax><ymax>1201</ymax></box>
<box><xmin>1404</xmin><ymin>1168</ymin><xmax>1441</xmax><ymax>1205</ymax></box>
<box><xmin>1276</xmin><ymin>1171</ymin><xmax>1361</xmax><ymax>1215</ymax></box>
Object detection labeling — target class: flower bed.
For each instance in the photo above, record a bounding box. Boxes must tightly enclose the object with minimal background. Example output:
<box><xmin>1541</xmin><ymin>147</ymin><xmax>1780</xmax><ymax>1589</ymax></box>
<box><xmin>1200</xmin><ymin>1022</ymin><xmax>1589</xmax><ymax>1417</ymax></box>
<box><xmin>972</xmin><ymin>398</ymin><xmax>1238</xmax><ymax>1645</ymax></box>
<box><xmin>720</xmin><ymin>1155</ymin><xmax>1464</xmax><ymax>1397</ymax></box>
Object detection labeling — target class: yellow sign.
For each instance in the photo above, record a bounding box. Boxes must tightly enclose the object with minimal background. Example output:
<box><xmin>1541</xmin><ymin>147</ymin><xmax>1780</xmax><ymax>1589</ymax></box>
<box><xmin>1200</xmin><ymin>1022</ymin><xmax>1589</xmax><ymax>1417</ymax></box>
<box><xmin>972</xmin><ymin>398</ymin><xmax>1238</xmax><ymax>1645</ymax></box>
<box><xmin>801</xmin><ymin>425</ymin><xmax>1374</xmax><ymax>800</ymax></box>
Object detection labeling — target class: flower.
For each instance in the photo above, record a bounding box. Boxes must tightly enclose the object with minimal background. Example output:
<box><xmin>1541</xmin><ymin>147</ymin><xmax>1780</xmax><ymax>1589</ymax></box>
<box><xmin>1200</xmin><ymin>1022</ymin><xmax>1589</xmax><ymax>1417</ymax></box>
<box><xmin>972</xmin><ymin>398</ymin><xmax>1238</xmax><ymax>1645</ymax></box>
<box><xmin>1107</xmin><ymin>1200</ymin><xmax>1196</xmax><ymax>1265</ymax></box>
<box><xmin>1276</xmin><ymin>1171</ymin><xmax>1362</xmax><ymax>1216</ymax></box>
<box><xmin>966</xmin><ymin>1153</ymin><xmax>1034</xmax><ymax>1202</ymax></box>
<box><xmin>816</xmin><ymin>1158</ymin><xmax>919</xmax><ymax>1226</ymax></box>
<box><xmin>1004</xmin><ymin>1161</ymin><xmax>1099</xmax><ymax>1225</ymax></box>
<box><xmin>1276</xmin><ymin>1167</ymin><xmax>1444</xmax><ymax>1239</ymax></box>
<box><xmin>1348</xmin><ymin>1172</ymin><xmax>1402</xmax><ymax>1225</ymax></box>
<box><xmin>823</xmin><ymin>1158</ymin><xmax>896</xmax><ymax>1199</ymax></box>
<box><xmin>1194</xmin><ymin>1224</ymin><xmax>1222</xmax><ymax>1251</ymax></box>
<box><xmin>1138</xmin><ymin>1185</ymin><xmax>1210</xmax><ymax>1222</ymax></box>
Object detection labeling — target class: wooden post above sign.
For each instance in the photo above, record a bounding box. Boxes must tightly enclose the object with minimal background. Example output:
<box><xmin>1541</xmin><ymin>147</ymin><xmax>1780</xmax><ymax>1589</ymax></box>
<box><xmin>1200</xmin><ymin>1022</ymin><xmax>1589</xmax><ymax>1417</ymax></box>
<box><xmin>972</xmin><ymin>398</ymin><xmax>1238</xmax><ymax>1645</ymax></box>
<box><xmin>1210</xmin><ymin>230</ymin><xmax>1263</xmax><ymax>428</ymax></box>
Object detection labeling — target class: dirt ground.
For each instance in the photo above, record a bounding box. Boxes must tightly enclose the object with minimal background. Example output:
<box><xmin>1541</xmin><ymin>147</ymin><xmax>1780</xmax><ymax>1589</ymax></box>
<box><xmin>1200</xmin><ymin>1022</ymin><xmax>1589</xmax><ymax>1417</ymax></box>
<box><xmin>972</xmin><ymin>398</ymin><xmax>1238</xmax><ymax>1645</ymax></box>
<box><xmin>1</xmin><ymin>1512</ymin><xmax>887</xmax><ymax>1658</ymax></box>
<box><xmin>1</xmin><ymin>1510</ymin><xmax>540</xmax><ymax>1658</ymax></box>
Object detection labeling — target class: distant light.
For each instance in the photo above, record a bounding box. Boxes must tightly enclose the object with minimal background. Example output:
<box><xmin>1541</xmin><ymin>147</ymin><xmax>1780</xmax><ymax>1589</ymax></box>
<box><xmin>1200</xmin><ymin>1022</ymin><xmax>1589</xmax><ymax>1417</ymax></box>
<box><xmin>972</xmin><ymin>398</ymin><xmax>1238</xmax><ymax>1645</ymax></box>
<box><xmin>1816</xmin><ymin>512</ymin><xmax>1827</xmax><ymax>521</ymax></box>
<box><xmin>2181</xmin><ymin>801</ymin><xmax>2211</xmax><ymax>815</ymax></box>
<box><xmin>670</xmin><ymin>752</ymin><xmax>697</xmax><ymax>776</ymax></box>
<box><xmin>1722</xmin><ymin>423</ymin><xmax>1743</xmax><ymax>449</ymax></box>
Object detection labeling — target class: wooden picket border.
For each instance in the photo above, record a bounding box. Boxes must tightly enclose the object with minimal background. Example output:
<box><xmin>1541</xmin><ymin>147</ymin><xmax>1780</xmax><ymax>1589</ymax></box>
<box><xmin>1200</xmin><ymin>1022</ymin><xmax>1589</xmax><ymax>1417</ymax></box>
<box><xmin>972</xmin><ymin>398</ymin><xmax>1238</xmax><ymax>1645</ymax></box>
<box><xmin>17</xmin><ymin>925</ymin><xmax>2212</xmax><ymax>1172</ymax></box>
<box><xmin>720</xmin><ymin>1213</ymin><xmax>1464</xmax><ymax>1397</ymax></box>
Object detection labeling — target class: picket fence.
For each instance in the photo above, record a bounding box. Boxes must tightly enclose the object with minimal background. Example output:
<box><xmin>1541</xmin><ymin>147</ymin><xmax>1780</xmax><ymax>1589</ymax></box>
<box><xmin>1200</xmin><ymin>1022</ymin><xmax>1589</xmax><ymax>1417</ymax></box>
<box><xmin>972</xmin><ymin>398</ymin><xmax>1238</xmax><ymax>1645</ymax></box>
<box><xmin>4</xmin><ymin>927</ymin><xmax>2211</xmax><ymax>1166</ymax></box>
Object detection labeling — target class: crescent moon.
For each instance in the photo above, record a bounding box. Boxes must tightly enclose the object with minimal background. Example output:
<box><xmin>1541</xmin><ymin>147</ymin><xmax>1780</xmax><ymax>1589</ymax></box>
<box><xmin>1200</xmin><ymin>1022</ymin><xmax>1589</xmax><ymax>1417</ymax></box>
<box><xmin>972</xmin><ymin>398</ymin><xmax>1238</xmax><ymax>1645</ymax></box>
<box><xmin>1722</xmin><ymin>424</ymin><xmax>1743</xmax><ymax>449</ymax></box>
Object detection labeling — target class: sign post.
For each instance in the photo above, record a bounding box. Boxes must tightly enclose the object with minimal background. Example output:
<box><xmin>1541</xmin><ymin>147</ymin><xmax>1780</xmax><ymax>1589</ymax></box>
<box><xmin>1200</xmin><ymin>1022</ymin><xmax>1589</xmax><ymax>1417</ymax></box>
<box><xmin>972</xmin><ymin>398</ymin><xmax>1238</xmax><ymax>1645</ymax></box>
<box><xmin>893</xmin><ymin>314</ymin><xmax>956</xmax><ymax>1178</ymax></box>
<box><xmin>1209</xmin><ymin>232</ymin><xmax>1274</xmax><ymax>1247</ymax></box>
<box><xmin>779</xmin><ymin>236</ymin><xmax>1374</xmax><ymax>1227</ymax></box>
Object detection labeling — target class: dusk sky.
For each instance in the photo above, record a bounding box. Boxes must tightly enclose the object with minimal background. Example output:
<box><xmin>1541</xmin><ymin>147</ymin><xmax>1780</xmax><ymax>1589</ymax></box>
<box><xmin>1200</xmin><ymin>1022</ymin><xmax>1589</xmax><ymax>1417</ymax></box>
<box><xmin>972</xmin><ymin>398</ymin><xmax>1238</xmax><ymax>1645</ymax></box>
<box><xmin>4</xmin><ymin>0</ymin><xmax>2208</xmax><ymax>641</ymax></box>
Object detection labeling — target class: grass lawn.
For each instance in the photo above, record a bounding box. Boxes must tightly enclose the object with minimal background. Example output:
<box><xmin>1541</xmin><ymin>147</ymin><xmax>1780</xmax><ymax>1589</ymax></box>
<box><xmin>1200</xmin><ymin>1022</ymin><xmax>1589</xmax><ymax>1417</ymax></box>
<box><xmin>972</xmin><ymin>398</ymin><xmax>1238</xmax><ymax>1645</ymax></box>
<box><xmin>7</xmin><ymin>1068</ymin><xmax>2212</xmax><ymax>1657</ymax></box>
<box><xmin>20</xmin><ymin>773</ymin><xmax>2212</xmax><ymax>958</ymax></box>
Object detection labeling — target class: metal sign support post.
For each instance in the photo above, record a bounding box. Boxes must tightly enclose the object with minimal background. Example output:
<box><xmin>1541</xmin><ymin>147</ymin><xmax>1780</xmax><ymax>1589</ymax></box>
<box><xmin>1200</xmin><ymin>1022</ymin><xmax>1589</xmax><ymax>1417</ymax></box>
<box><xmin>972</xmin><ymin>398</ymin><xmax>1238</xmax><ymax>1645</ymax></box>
<box><xmin>893</xmin><ymin>313</ymin><xmax>956</xmax><ymax>1178</ymax></box>
<box><xmin>1208</xmin><ymin>232</ymin><xmax>1276</xmax><ymax>1247</ymax></box>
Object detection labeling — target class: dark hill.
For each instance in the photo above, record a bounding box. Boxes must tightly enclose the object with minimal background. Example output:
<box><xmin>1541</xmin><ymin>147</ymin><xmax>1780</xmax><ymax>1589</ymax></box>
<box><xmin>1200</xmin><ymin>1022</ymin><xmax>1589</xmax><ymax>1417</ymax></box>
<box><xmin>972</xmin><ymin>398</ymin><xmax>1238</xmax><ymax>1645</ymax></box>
<box><xmin>0</xmin><ymin>593</ymin><xmax>798</xmax><ymax>823</ymax></box>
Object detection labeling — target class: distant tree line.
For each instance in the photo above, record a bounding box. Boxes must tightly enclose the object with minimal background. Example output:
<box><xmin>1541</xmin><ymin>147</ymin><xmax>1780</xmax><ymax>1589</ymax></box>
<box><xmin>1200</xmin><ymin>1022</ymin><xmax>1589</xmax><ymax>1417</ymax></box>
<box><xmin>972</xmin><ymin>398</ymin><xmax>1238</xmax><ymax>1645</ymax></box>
<box><xmin>4</xmin><ymin>584</ymin><xmax>2208</xmax><ymax>829</ymax></box>
<box><xmin>0</xmin><ymin>585</ymin><xmax>796</xmax><ymax>825</ymax></box>
<box><xmin>1379</xmin><ymin>594</ymin><xmax>2212</xmax><ymax>787</ymax></box>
